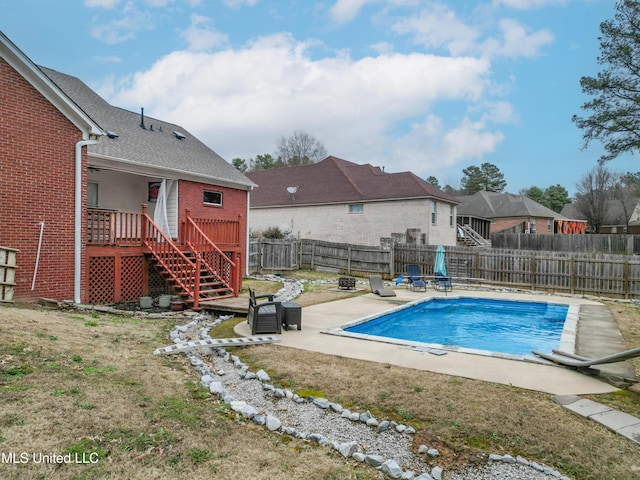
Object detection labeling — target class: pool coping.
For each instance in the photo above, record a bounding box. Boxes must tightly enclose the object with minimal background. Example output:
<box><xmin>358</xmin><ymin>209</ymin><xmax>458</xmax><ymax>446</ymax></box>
<box><xmin>322</xmin><ymin>295</ymin><xmax>579</xmax><ymax>364</ymax></box>
<box><xmin>234</xmin><ymin>288</ymin><xmax>622</xmax><ymax>395</ymax></box>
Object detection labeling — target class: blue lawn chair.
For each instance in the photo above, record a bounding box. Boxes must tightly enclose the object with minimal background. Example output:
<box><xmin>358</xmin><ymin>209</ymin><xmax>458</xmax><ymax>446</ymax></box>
<box><xmin>407</xmin><ymin>264</ymin><xmax>427</xmax><ymax>292</ymax></box>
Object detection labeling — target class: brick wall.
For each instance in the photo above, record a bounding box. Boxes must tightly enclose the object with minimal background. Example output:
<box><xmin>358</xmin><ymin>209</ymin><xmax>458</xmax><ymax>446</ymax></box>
<box><xmin>178</xmin><ymin>180</ymin><xmax>249</xmax><ymax>275</ymax></box>
<box><xmin>0</xmin><ymin>58</ymin><xmax>85</xmax><ymax>302</ymax></box>
<box><xmin>491</xmin><ymin>217</ymin><xmax>554</xmax><ymax>235</ymax></box>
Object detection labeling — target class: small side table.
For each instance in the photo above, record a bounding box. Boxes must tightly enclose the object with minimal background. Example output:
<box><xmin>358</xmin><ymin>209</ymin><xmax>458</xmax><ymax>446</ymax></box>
<box><xmin>338</xmin><ymin>276</ymin><xmax>356</xmax><ymax>290</ymax></box>
<box><xmin>281</xmin><ymin>301</ymin><xmax>302</xmax><ymax>330</ymax></box>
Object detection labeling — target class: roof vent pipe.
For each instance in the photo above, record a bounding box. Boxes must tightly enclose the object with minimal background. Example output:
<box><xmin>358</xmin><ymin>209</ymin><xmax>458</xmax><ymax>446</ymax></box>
<box><xmin>140</xmin><ymin>107</ymin><xmax>146</xmax><ymax>129</ymax></box>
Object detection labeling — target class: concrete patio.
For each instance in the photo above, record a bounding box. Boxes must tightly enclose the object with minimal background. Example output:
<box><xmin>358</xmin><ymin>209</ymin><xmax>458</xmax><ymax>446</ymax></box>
<box><xmin>234</xmin><ymin>287</ymin><xmax>637</xmax><ymax>396</ymax></box>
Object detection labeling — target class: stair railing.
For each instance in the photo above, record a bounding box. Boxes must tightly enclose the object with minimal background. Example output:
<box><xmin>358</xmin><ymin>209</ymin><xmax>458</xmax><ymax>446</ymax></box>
<box><xmin>459</xmin><ymin>224</ymin><xmax>491</xmax><ymax>247</ymax></box>
<box><xmin>141</xmin><ymin>212</ymin><xmax>201</xmax><ymax>308</ymax></box>
<box><xmin>183</xmin><ymin>215</ymin><xmax>238</xmax><ymax>297</ymax></box>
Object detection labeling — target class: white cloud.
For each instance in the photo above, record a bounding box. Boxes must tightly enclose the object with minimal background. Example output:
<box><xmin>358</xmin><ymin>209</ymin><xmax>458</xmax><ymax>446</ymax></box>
<box><xmin>391</xmin><ymin>4</ymin><xmax>480</xmax><ymax>56</ymax></box>
<box><xmin>221</xmin><ymin>0</ymin><xmax>260</xmax><ymax>8</ymax></box>
<box><xmin>108</xmin><ymin>33</ymin><xmax>503</xmax><ymax>176</ymax></box>
<box><xmin>492</xmin><ymin>0</ymin><xmax>569</xmax><ymax>10</ymax></box>
<box><xmin>181</xmin><ymin>14</ymin><xmax>228</xmax><ymax>51</ymax></box>
<box><xmin>90</xmin><ymin>4</ymin><xmax>155</xmax><ymax>44</ymax></box>
<box><xmin>480</xmin><ymin>18</ymin><xmax>553</xmax><ymax>58</ymax></box>
<box><xmin>85</xmin><ymin>0</ymin><xmax>124</xmax><ymax>8</ymax></box>
<box><xmin>329</xmin><ymin>0</ymin><xmax>377</xmax><ymax>24</ymax></box>
<box><xmin>391</xmin><ymin>4</ymin><xmax>553</xmax><ymax>59</ymax></box>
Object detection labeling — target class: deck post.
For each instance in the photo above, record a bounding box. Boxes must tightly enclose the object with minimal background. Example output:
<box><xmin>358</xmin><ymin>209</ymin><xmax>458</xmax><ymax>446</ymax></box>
<box><xmin>141</xmin><ymin>204</ymin><xmax>148</xmax><ymax>245</ymax></box>
<box><xmin>193</xmin><ymin>257</ymin><xmax>201</xmax><ymax>309</ymax></box>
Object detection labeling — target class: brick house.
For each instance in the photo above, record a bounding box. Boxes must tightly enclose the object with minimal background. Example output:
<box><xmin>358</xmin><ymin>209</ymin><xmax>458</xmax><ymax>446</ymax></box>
<box><xmin>0</xmin><ymin>31</ymin><xmax>254</xmax><ymax>307</ymax></box>
<box><xmin>456</xmin><ymin>191</ymin><xmax>580</xmax><ymax>237</ymax></box>
<box><xmin>246</xmin><ymin>156</ymin><xmax>460</xmax><ymax>246</ymax></box>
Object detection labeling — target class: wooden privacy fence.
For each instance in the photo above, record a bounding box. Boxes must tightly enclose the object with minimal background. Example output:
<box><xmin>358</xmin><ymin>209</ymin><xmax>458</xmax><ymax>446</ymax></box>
<box><xmin>396</xmin><ymin>244</ymin><xmax>640</xmax><ymax>298</ymax></box>
<box><xmin>491</xmin><ymin>232</ymin><xmax>640</xmax><ymax>255</ymax></box>
<box><xmin>250</xmin><ymin>238</ymin><xmax>392</xmax><ymax>277</ymax></box>
<box><xmin>250</xmin><ymin>238</ymin><xmax>640</xmax><ymax>299</ymax></box>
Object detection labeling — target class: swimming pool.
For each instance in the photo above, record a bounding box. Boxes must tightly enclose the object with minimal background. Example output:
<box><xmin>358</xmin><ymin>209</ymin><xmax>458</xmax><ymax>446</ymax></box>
<box><xmin>336</xmin><ymin>297</ymin><xmax>576</xmax><ymax>360</ymax></box>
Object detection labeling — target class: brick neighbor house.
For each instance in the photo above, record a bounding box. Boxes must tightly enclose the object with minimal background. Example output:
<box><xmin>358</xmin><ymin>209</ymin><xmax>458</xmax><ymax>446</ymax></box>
<box><xmin>456</xmin><ymin>191</ymin><xmax>585</xmax><ymax>238</ymax></box>
<box><xmin>246</xmin><ymin>156</ymin><xmax>460</xmax><ymax>247</ymax></box>
<box><xmin>0</xmin><ymin>31</ymin><xmax>255</xmax><ymax>307</ymax></box>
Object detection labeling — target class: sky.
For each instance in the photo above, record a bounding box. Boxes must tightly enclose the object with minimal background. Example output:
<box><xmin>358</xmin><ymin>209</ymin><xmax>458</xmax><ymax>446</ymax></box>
<box><xmin>2</xmin><ymin>0</ymin><xmax>639</xmax><ymax>196</ymax></box>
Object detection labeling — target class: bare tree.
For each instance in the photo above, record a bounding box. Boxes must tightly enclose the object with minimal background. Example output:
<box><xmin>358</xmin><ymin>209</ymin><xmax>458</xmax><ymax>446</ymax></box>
<box><xmin>275</xmin><ymin>130</ymin><xmax>327</xmax><ymax>167</ymax></box>
<box><xmin>574</xmin><ymin>164</ymin><xmax>616</xmax><ymax>232</ymax></box>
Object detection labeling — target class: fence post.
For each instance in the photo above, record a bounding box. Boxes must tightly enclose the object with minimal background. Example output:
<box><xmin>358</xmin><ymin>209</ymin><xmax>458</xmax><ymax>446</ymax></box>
<box><xmin>258</xmin><ymin>238</ymin><xmax>263</xmax><ymax>274</ymax></box>
<box><xmin>624</xmin><ymin>259</ymin><xmax>630</xmax><ymax>299</ymax></box>
<box><xmin>389</xmin><ymin>243</ymin><xmax>395</xmax><ymax>278</ymax></box>
<box><xmin>570</xmin><ymin>257</ymin><xmax>575</xmax><ymax>295</ymax></box>
<box><xmin>311</xmin><ymin>241</ymin><xmax>315</xmax><ymax>270</ymax></box>
<box><xmin>474</xmin><ymin>250</ymin><xmax>480</xmax><ymax>279</ymax></box>
<box><xmin>347</xmin><ymin>246</ymin><xmax>352</xmax><ymax>275</ymax></box>
<box><xmin>530</xmin><ymin>254</ymin><xmax>536</xmax><ymax>290</ymax></box>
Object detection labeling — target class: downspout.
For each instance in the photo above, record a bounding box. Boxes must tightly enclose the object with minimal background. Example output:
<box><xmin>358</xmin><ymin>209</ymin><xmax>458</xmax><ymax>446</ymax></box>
<box><xmin>246</xmin><ymin>190</ymin><xmax>251</xmax><ymax>276</ymax></box>
<box><xmin>75</xmin><ymin>138</ymin><xmax>99</xmax><ymax>304</ymax></box>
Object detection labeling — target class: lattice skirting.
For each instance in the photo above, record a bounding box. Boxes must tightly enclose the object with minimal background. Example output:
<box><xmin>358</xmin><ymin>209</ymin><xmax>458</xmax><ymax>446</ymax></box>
<box><xmin>88</xmin><ymin>253</ymin><xmax>165</xmax><ymax>304</ymax></box>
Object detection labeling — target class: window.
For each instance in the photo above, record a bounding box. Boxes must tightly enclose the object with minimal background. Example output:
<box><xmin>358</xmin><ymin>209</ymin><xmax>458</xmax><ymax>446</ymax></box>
<box><xmin>349</xmin><ymin>204</ymin><xmax>364</xmax><ymax>213</ymax></box>
<box><xmin>431</xmin><ymin>201</ymin><xmax>437</xmax><ymax>225</ymax></box>
<box><xmin>547</xmin><ymin>219</ymin><xmax>552</xmax><ymax>232</ymax></box>
<box><xmin>203</xmin><ymin>190</ymin><xmax>222</xmax><ymax>206</ymax></box>
<box><xmin>87</xmin><ymin>182</ymin><xmax>99</xmax><ymax>208</ymax></box>
<box><xmin>449</xmin><ymin>205</ymin><xmax>455</xmax><ymax>226</ymax></box>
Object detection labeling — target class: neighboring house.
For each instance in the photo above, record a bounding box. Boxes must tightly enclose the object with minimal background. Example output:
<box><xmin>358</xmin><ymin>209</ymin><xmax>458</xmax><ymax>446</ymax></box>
<box><xmin>0</xmin><ymin>31</ymin><xmax>255</xmax><ymax>307</ymax></box>
<box><xmin>246</xmin><ymin>156</ymin><xmax>460</xmax><ymax>247</ymax></box>
<box><xmin>456</xmin><ymin>191</ymin><xmax>584</xmax><ymax>237</ymax></box>
<box><xmin>561</xmin><ymin>199</ymin><xmax>640</xmax><ymax>234</ymax></box>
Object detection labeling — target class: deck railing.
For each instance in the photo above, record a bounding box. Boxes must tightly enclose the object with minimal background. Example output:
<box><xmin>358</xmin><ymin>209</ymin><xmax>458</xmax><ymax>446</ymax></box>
<box><xmin>189</xmin><ymin>214</ymin><xmax>241</xmax><ymax>246</ymax></box>
<box><xmin>87</xmin><ymin>209</ymin><xmax>142</xmax><ymax>246</ymax></box>
<box><xmin>184</xmin><ymin>216</ymin><xmax>238</xmax><ymax>295</ymax></box>
<box><xmin>141</xmin><ymin>212</ymin><xmax>202</xmax><ymax>308</ymax></box>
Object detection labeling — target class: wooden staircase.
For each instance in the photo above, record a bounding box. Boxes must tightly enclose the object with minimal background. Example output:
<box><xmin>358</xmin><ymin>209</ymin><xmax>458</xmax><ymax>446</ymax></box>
<box><xmin>142</xmin><ymin>213</ymin><xmax>236</xmax><ymax>309</ymax></box>
<box><xmin>457</xmin><ymin>224</ymin><xmax>492</xmax><ymax>248</ymax></box>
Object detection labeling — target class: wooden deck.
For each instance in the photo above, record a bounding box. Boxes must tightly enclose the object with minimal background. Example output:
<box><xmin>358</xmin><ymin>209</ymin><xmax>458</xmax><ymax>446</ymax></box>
<box><xmin>200</xmin><ymin>296</ymin><xmax>250</xmax><ymax>314</ymax></box>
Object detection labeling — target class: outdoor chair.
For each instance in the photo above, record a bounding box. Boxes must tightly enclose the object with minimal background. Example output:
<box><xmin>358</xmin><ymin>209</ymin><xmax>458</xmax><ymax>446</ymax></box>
<box><xmin>247</xmin><ymin>287</ymin><xmax>282</xmax><ymax>335</ymax></box>
<box><xmin>406</xmin><ymin>264</ymin><xmax>427</xmax><ymax>292</ymax></box>
<box><xmin>368</xmin><ymin>275</ymin><xmax>396</xmax><ymax>297</ymax></box>
<box><xmin>434</xmin><ymin>273</ymin><xmax>453</xmax><ymax>294</ymax></box>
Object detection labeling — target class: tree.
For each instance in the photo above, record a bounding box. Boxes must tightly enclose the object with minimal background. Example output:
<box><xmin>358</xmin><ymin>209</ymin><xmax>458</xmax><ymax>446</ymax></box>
<box><xmin>572</xmin><ymin>1</ymin><xmax>640</xmax><ymax>163</ymax></box>
<box><xmin>250</xmin><ymin>153</ymin><xmax>281</xmax><ymax>171</ymax></box>
<box><xmin>620</xmin><ymin>171</ymin><xmax>640</xmax><ymax>196</ymax></box>
<box><xmin>522</xmin><ymin>185</ymin><xmax>571</xmax><ymax>212</ymax></box>
<box><xmin>426</xmin><ymin>176</ymin><xmax>441</xmax><ymax>189</ymax></box>
<box><xmin>574</xmin><ymin>164</ymin><xmax>616</xmax><ymax>233</ymax></box>
<box><xmin>522</xmin><ymin>186</ymin><xmax>544</xmax><ymax>204</ymax></box>
<box><xmin>275</xmin><ymin>130</ymin><xmax>327</xmax><ymax>167</ymax></box>
<box><xmin>232</xmin><ymin>158</ymin><xmax>248</xmax><ymax>172</ymax></box>
<box><xmin>460</xmin><ymin>162</ymin><xmax>506</xmax><ymax>194</ymax></box>
<box><xmin>543</xmin><ymin>184</ymin><xmax>572</xmax><ymax>213</ymax></box>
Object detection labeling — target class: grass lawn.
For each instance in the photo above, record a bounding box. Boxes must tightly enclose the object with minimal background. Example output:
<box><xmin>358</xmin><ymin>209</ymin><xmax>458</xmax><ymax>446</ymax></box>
<box><xmin>0</xmin><ymin>272</ymin><xmax>639</xmax><ymax>479</ymax></box>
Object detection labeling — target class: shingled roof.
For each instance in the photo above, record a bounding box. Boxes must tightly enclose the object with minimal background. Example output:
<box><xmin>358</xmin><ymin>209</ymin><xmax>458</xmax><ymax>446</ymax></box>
<box><xmin>457</xmin><ymin>191</ymin><xmax>566</xmax><ymax>220</ymax></box>
<box><xmin>246</xmin><ymin>156</ymin><xmax>459</xmax><ymax>207</ymax></box>
<box><xmin>40</xmin><ymin>67</ymin><xmax>255</xmax><ymax>190</ymax></box>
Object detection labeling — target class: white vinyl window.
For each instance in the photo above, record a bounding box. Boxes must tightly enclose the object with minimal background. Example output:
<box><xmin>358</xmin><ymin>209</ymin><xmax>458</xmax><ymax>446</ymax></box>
<box><xmin>431</xmin><ymin>201</ymin><xmax>437</xmax><ymax>225</ymax></box>
<box><xmin>349</xmin><ymin>204</ymin><xmax>364</xmax><ymax>213</ymax></box>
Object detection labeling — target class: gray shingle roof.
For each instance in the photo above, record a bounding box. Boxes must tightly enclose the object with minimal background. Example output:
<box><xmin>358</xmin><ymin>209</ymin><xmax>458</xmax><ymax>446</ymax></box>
<box><xmin>246</xmin><ymin>156</ymin><xmax>459</xmax><ymax>207</ymax></box>
<box><xmin>40</xmin><ymin>67</ymin><xmax>255</xmax><ymax>190</ymax></box>
<box><xmin>561</xmin><ymin>198</ymin><xmax>640</xmax><ymax>225</ymax></box>
<box><xmin>457</xmin><ymin>191</ymin><xmax>566</xmax><ymax>220</ymax></box>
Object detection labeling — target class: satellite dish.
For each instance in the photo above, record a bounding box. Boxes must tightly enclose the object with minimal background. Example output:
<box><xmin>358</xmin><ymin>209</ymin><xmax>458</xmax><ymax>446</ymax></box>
<box><xmin>286</xmin><ymin>186</ymin><xmax>298</xmax><ymax>194</ymax></box>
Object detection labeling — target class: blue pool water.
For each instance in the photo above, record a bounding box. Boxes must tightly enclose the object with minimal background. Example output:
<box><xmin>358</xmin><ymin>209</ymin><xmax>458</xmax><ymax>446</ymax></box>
<box><xmin>344</xmin><ymin>298</ymin><xmax>569</xmax><ymax>356</ymax></box>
